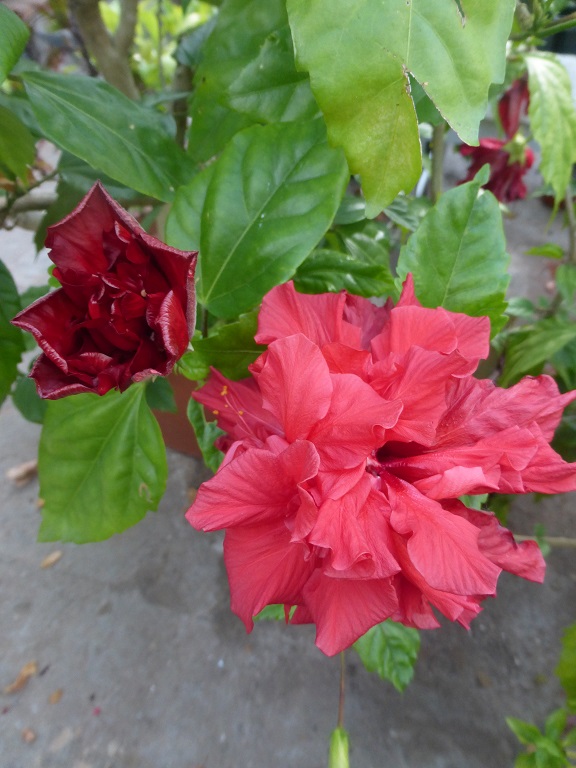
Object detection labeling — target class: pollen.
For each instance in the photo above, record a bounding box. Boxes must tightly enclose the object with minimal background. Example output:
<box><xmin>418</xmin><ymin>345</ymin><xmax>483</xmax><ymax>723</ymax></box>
<box><xmin>220</xmin><ymin>385</ymin><xmax>229</xmax><ymax>396</ymax></box>
<box><xmin>212</xmin><ymin>409</ymin><xmax>219</xmax><ymax>415</ymax></box>
<box><xmin>238</xmin><ymin>410</ymin><xmax>244</xmax><ymax>416</ymax></box>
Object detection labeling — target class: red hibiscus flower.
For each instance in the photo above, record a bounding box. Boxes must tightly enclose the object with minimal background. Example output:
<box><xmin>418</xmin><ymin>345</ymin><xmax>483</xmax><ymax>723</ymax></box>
<box><xmin>459</xmin><ymin>138</ymin><xmax>535</xmax><ymax>203</ymax></box>
<box><xmin>12</xmin><ymin>182</ymin><xmax>197</xmax><ymax>399</ymax></box>
<box><xmin>186</xmin><ymin>278</ymin><xmax>576</xmax><ymax>656</ymax></box>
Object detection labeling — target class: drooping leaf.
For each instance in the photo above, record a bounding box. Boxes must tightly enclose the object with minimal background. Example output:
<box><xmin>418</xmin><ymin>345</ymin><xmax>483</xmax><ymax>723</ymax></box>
<box><xmin>354</xmin><ymin>619</ymin><xmax>420</xmax><ymax>692</ymax></box>
<box><xmin>165</xmin><ymin>163</ymin><xmax>216</xmax><ymax>252</ymax></box>
<box><xmin>0</xmin><ymin>259</ymin><xmax>25</xmax><ymax>408</ymax></box>
<box><xmin>38</xmin><ymin>385</ymin><xmax>168</xmax><ymax>543</ymax></box>
<box><xmin>191</xmin><ymin>311</ymin><xmax>265</xmax><ymax>380</ymax></box>
<box><xmin>556</xmin><ymin>623</ymin><xmax>576</xmax><ymax>712</ymax></box>
<box><xmin>22</xmin><ymin>72</ymin><xmax>194</xmax><ymax>201</ymax></box>
<box><xmin>500</xmin><ymin>318</ymin><xmax>576</xmax><ymax>387</ymax></box>
<box><xmin>228</xmin><ymin>23</ymin><xmax>318</xmax><ymax>123</ymax></box>
<box><xmin>12</xmin><ymin>375</ymin><xmax>47</xmax><ymax>424</ymax></box>
<box><xmin>0</xmin><ymin>5</ymin><xmax>29</xmax><ymax>84</ymax></box>
<box><xmin>397</xmin><ymin>170</ymin><xmax>509</xmax><ymax>335</ymax></box>
<box><xmin>145</xmin><ymin>377</ymin><xmax>177</xmax><ymax>413</ymax></box>
<box><xmin>287</xmin><ymin>0</ymin><xmax>515</xmax><ymax>214</ymax></box>
<box><xmin>186</xmin><ymin>397</ymin><xmax>224</xmax><ymax>473</ymax></box>
<box><xmin>0</xmin><ymin>106</ymin><xmax>35</xmax><ymax>181</ymax></box>
<box><xmin>525</xmin><ymin>53</ymin><xmax>576</xmax><ymax>205</ymax></box>
<box><xmin>198</xmin><ymin>119</ymin><xmax>349</xmax><ymax>318</ymax></box>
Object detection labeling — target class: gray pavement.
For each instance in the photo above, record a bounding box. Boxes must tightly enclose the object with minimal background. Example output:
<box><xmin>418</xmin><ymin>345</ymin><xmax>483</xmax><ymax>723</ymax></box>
<box><xmin>1</xmin><ymin>169</ymin><xmax>576</xmax><ymax>768</ymax></box>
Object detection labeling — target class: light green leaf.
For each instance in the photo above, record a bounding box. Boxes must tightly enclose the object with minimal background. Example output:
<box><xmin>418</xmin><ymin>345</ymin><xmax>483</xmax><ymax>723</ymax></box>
<box><xmin>354</xmin><ymin>619</ymin><xmax>420</xmax><ymax>692</ymax></box>
<box><xmin>397</xmin><ymin>174</ymin><xmax>509</xmax><ymax>335</ymax></box>
<box><xmin>526</xmin><ymin>53</ymin><xmax>576</xmax><ymax>205</ymax></box>
<box><xmin>165</xmin><ymin>164</ymin><xmax>216</xmax><ymax>252</ymax></box>
<box><xmin>38</xmin><ymin>385</ymin><xmax>168</xmax><ymax>543</ymax></box>
<box><xmin>500</xmin><ymin>318</ymin><xmax>576</xmax><ymax>387</ymax></box>
<box><xmin>198</xmin><ymin>119</ymin><xmax>349</xmax><ymax>318</ymax></box>
<box><xmin>287</xmin><ymin>0</ymin><xmax>515</xmax><ymax>214</ymax></box>
<box><xmin>294</xmin><ymin>249</ymin><xmax>393</xmax><ymax>298</ymax></box>
<box><xmin>328</xmin><ymin>727</ymin><xmax>350</xmax><ymax>768</ymax></box>
<box><xmin>507</xmin><ymin>717</ymin><xmax>543</xmax><ymax>746</ymax></box>
<box><xmin>22</xmin><ymin>71</ymin><xmax>194</xmax><ymax>202</ymax></box>
<box><xmin>556</xmin><ymin>623</ymin><xmax>576</xmax><ymax>712</ymax></box>
<box><xmin>0</xmin><ymin>106</ymin><xmax>35</xmax><ymax>180</ymax></box>
<box><xmin>525</xmin><ymin>243</ymin><xmax>565</xmax><ymax>260</ymax></box>
<box><xmin>12</xmin><ymin>375</ymin><xmax>47</xmax><ymax>424</ymax></box>
<box><xmin>186</xmin><ymin>397</ymin><xmax>224</xmax><ymax>473</ymax></box>
<box><xmin>545</xmin><ymin>709</ymin><xmax>568</xmax><ymax>741</ymax></box>
<box><xmin>192</xmin><ymin>312</ymin><xmax>264</xmax><ymax>380</ymax></box>
<box><xmin>228</xmin><ymin>23</ymin><xmax>318</xmax><ymax>123</ymax></box>
<box><xmin>0</xmin><ymin>5</ymin><xmax>29</xmax><ymax>84</ymax></box>
<box><xmin>0</xmin><ymin>259</ymin><xmax>25</xmax><ymax>408</ymax></box>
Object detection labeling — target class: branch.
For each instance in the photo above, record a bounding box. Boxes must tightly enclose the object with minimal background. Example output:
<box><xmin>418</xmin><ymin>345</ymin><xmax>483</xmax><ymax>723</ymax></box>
<box><xmin>515</xmin><ymin>534</ymin><xmax>576</xmax><ymax>548</ymax></box>
<box><xmin>115</xmin><ymin>0</ymin><xmax>139</xmax><ymax>58</ymax></box>
<box><xmin>69</xmin><ymin>0</ymin><xmax>140</xmax><ymax>99</ymax></box>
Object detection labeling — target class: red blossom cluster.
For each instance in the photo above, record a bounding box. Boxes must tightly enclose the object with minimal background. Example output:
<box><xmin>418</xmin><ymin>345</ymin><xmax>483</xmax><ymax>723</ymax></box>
<box><xmin>12</xmin><ymin>183</ymin><xmax>197</xmax><ymax>398</ymax></box>
<box><xmin>459</xmin><ymin>79</ymin><xmax>534</xmax><ymax>203</ymax></box>
<box><xmin>186</xmin><ymin>278</ymin><xmax>576</xmax><ymax>656</ymax></box>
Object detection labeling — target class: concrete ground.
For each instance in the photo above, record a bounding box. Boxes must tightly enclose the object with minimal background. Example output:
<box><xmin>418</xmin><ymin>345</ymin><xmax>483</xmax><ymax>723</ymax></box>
<box><xmin>1</xmin><ymin>159</ymin><xmax>576</xmax><ymax>768</ymax></box>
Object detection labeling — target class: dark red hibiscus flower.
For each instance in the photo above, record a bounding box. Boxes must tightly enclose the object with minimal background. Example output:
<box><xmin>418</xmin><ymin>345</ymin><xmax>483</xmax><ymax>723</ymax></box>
<box><xmin>12</xmin><ymin>182</ymin><xmax>197</xmax><ymax>399</ymax></box>
<box><xmin>186</xmin><ymin>278</ymin><xmax>576</xmax><ymax>656</ymax></box>
<box><xmin>459</xmin><ymin>78</ymin><xmax>533</xmax><ymax>203</ymax></box>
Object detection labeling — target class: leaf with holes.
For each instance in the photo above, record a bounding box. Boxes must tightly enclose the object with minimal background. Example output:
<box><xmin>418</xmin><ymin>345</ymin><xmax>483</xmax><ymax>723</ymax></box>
<box><xmin>198</xmin><ymin>119</ymin><xmax>349</xmax><ymax>318</ymax></box>
<box><xmin>38</xmin><ymin>385</ymin><xmax>167</xmax><ymax>543</ymax></box>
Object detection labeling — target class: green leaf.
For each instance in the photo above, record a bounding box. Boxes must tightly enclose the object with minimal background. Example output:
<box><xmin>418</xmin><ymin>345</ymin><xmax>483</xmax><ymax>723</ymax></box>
<box><xmin>545</xmin><ymin>709</ymin><xmax>568</xmax><ymax>742</ymax></box>
<box><xmin>354</xmin><ymin>619</ymin><xmax>420</xmax><ymax>692</ymax></box>
<box><xmin>287</xmin><ymin>0</ymin><xmax>515</xmax><ymax>214</ymax></box>
<box><xmin>525</xmin><ymin>243</ymin><xmax>565</xmax><ymax>260</ymax></box>
<box><xmin>0</xmin><ymin>5</ymin><xmax>29</xmax><ymax>84</ymax></box>
<box><xmin>22</xmin><ymin>72</ymin><xmax>194</xmax><ymax>202</ymax></box>
<box><xmin>198</xmin><ymin>119</ymin><xmax>349</xmax><ymax>318</ymax></box>
<box><xmin>192</xmin><ymin>312</ymin><xmax>265</xmax><ymax>380</ymax></box>
<box><xmin>500</xmin><ymin>318</ymin><xmax>576</xmax><ymax>387</ymax></box>
<box><xmin>526</xmin><ymin>53</ymin><xmax>576</xmax><ymax>205</ymax></box>
<box><xmin>384</xmin><ymin>195</ymin><xmax>431</xmax><ymax>232</ymax></box>
<box><xmin>0</xmin><ymin>106</ymin><xmax>35</xmax><ymax>181</ymax></box>
<box><xmin>186</xmin><ymin>397</ymin><xmax>224</xmax><ymax>473</ymax></box>
<box><xmin>397</xmin><ymin>174</ymin><xmax>509</xmax><ymax>335</ymax></box>
<box><xmin>12</xmin><ymin>375</ymin><xmax>47</xmax><ymax>424</ymax></box>
<box><xmin>38</xmin><ymin>385</ymin><xmax>168</xmax><ymax>543</ymax></box>
<box><xmin>552</xmin><ymin>402</ymin><xmax>576</xmax><ymax>463</ymax></box>
<box><xmin>228</xmin><ymin>23</ymin><xmax>318</xmax><ymax>123</ymax></box>
<box><xmin>328</xmin><ymin>727</ymin><xmax>350</xmax><ymax>768</ymax></box>
<box><xmin>145</xmin><ymin>377</ymin><xmax>177</xmax><ymax>413</ymax></box>
<box><xmin>334</xmin><ymin>195</ymin><xmax>366</xmax><ymax>226</ymax></box>
<box><xmin>515</xmin><ymin>754</ymin><xmax>537</xmax><ymax>768</ymax></box>
<box><xmin>0</xmin><ymin>258</ymin><xmax>25</xmax><ymax>408</ymax></box>
<box><xmin>556</xmin><ymin>624</ymin><xmax>576</xmax><ymax>712</ymax></box>
<box><xmin>410</xmin><ymin>77</ymin><xmax>443</xmax><ymax>127</ymax></box>
<box><xmin>254</xmin><ymin>604</ymin><xmax>288</xmax><ymax>621</ymax></box>
<box><xmin>507</xmin><ymin>717</ymin><xmax>544</xmax><ymax>746</ymax></box>
<box><xmin>294</xmin><ymin>249</ymin><xmax>393</xmax><ymax>298</ymax></box>
<box><xmin>165</xmin><ymin>163</ymin><xmax>216</xmax><ymax>252</ymax></box>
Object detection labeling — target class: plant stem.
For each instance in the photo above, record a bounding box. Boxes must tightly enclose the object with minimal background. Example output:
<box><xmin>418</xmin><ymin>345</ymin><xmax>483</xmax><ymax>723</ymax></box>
<box><xmin>337</xmin><ymin>651</ymin><xmax>346</xmax><ymax>730</ymax></box>
<box><xmin>515</xmin><ymin>534</ymin><xmax>576</xmax><ymax>548</ymax></box>
<box><xmin>540</xmin><ymin>11</ymin><xmax>576</xmax><ymax>37</ymax></box>
<box><xmin>430</xmin><ymin>123</ymin><xmax>445</xmax><ymax>204</ymax></box>
<box><xmin>201</xmin><ymin>307</ymin><xmax>209</xmax><ymax>338</ymax></box>
<box><xmin>565</xmin><ymin>183</ymin><xmax>576</xmax><ymax>264</ymax></box>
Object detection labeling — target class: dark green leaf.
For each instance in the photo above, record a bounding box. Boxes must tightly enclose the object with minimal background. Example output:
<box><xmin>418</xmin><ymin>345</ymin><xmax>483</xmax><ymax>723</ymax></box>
<box><xmin>354</xmin><ymin>619</ymin><xmax>420</xmax><ymax>692</ymax></box>
<box><xmin>384</xmin><ymin>195</ymin><xmax>432</xmax><ymax>232</ymax></box>
<box><xmin>507</xmin><ymin>717</ymin><xmax>544</xmax><ymax>746</ymax></box>
<box><xmin>19</xmin><ymin>284</ymin><xmax>50</xmax><ymax>310</ymax></box>
<box><xmin>556</xmin><ymin>623</ymin><xmax>576</xmax><ymax>712</ymax></box>
<box><xmin>500</xmin><ymin>318</ymin><xmax>576</xmax><ymax>387</ymax></box>
<box><xmin>176</xmin><ymin>349</ymin><xmax>211</xmax><ymax>382</ymax></box>
<box><xmin>0</xmin><ymin>5</ymin><xmax>29</xmax><ymax>83</ymax></box>
<box><xmin>22</xmin><ymin>72</ymin><xmax>194</xmax><ymax>202</ymax></box>
<box><xmin>0</xmin><ymin>259</ymin><xmax>25</xmax><ymax>408</ymax></box>
<box><xmin>186</xmin><ymin>397</ymin><xmax>224</xmax><ymax>473</ymax></box>
<box><xmin>410</xmin><ymin>77</ymin><xmax>443</xmax><ymax>126</ymax></box>
<box><xmin>294</xmin><ymin>249</ymin><xmax>393</xmax><ymax>298</ymax></box>
<box><xmin>174</xmin><ymin>15</ymin><xmax>218</xmax><ymax>67</ymax></box>
<box><xmin>11</xmin><ymin>375</ymin><xmax>47</xmax><ymax>424</ymax></box>
<box><xmin>397</xmin><ymin>173</ymin><xmax>509</xmax><ymax>336</ymax></box>
<box><xmin>333</xmin><ymin>195</ymin><xmax>366</xmax><ymax>225</ymax></box>
<box><xmin>552</xmin><ymin>402</ymin><xmax>576</xmax><ymax>463</ymax></box>
<box><xmin>145</xmin><ymin>377</ymin><xmax>177</xmax><ymax>413</ymax></box>
<box><xmin>38</xmin><ymin>385</ymin><xmax>168</xmax><ymax>543</ymax></box>
<box><xmin>192</xmin><ymin>312</ymin><xmax>264</xmax><ymax>380</ymax></box>
<box><xmin>165</xmin><ymin>163</ymin><xmax>216</xmax><ymax>252</ymax></box>
<box><xmin>198</xmin><ymin>119</ymin><xmax>349</xmax><ymax>318</ymax></box>
<box><xmin>0</xmin><ymin>106</ymin><xmax>35</xmax><ymax>180</ymax></box>
<box><xmin>34</xmin><ymin>180</ymin><xmax>85</xmax><ymax>252</ymax></box>
<box><xmin>555</xmin><ymin>264</ymin><xmax>576</xmax><ymax>305</ymax></box>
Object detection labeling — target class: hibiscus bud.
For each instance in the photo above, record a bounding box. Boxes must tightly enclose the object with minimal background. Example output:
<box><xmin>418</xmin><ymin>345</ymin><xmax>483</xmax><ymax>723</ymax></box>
<box><xmin>12</xmin><ymin>182</ymin><xmax>197</xmax><ymax>399</ymax></box>
<box><xmin>328</xmin><ymin>727</ymin><xmax>350</xmax><ymax>768</ymax></box>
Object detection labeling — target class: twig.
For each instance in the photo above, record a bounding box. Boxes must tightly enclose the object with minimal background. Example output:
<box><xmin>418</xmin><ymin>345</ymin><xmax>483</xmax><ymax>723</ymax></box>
<box><xmin>115</xmin><ymin>0</ymin><xmax>139</xmax><ymax>58</ymax></box>
<box><xmin>515</xmin><ymin>534</ymin><xmax>576</xmax><ymax>548</ymax></box>
<box><xmin>337</xmin><ymin>651</ymin><xmax>346</xmax><ymax>730</ymax></box>
<box><xmin>430</xmin><ymin>123</ymin><xmax>445</xmax><ymax>204</ymax></box>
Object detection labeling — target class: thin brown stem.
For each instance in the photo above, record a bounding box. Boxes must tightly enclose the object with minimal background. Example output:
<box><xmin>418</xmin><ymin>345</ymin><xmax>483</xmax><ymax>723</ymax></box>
<box><xmin>337</xmin><ymin>651</ymin><xmax>346</xmax><ymax>730</ymax></box>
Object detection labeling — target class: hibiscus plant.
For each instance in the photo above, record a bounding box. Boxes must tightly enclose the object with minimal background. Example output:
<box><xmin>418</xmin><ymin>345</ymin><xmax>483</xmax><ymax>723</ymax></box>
<box><xmin>2</xmin><ymin>0</ymin><xmax>576</xmax><ymax>765</ymax></box>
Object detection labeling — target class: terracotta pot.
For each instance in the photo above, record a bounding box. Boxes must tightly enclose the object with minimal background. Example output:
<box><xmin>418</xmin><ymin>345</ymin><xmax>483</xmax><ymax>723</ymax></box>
<box><xmin>153</xmin><ymin>373</ymin><xmax>201</xmax><ymax>457</ymax></box>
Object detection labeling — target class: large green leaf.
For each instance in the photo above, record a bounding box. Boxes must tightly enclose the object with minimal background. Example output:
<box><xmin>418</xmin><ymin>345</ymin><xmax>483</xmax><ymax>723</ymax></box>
<box><xmin>500</xmin><ymin>318</ymin><xmax>576</xmax><ymax>387</ymax></box>
<box><xmin>0</xmin><ymin>106</ymin><xmax>35</xmax><ymax>180</ymax></box>
<box><xmin>294</xmin><ymin>249</ymin><xmax>393</xmax><ymax>298</ymax></box>
<box><xmin>0</xmin><ymin>259</ymin><xmax>25</xmax><ymax>408</ymax></box>
<box><xmin>12</xmin><ymin>375</ymin><xmax>47</xmax><ymax>424</ymax></box>
<box><xmin>0</xmin><ymin>5</ymin><xmax>29</xmax><ymax>84</ymax></box>
<box><xmin>165</xmin><ymin>163</ymin><xmax>216</xmax><ymax>252</ymax></box>
<box><xmin>38</xmin><ymin>385</ymin><xmax>168</xmax><ymax>543</ymax></box>
<box><xmin>557</xmin><ymin>624</ymin><xmax>576</xmax><ymax>712</ymax></box>
<box><xmin>354</xmin><ymin>619</ymin><xmax>420</xmax><ymax>692</ymax></box>
<box><xmin>198</xmin><ymin>119</ymin><xmax>349</xmax><ymax>318</ymax></box>
<box><xmin>287</xmin><ymin>0</ymin><xmax>515</xmax><ymax>214</ymax></box>
<box><xmin>397</xmin><ymin>170</ymin><xmax>509</xmax><ymax>335</ymax></box>
<box><xmin>190</xmin><ymin>311</ymin><xmax>265</xmax><ymax>380</ymax></box>
<box><xmin>22</xmin><ymin>72</ymin><xmax>194</xmax><ymax>202</ymax></box>
<box><xmin>526</xmin><ymin>53</ymin><xmax>576</xmax><ymax>205</ymax></box>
